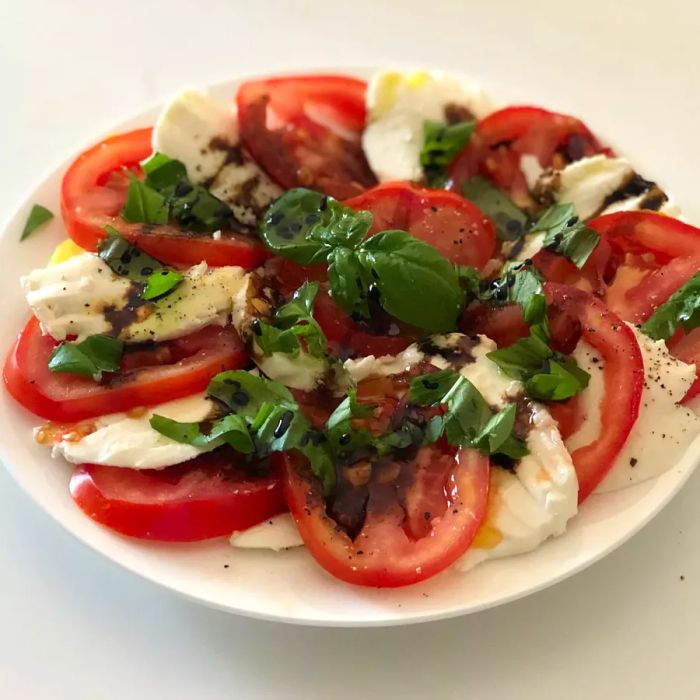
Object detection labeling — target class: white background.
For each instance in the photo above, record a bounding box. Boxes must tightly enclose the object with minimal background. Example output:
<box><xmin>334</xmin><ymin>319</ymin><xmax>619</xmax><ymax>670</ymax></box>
<box><xmin>1</xmin><ymin>0</ymin><xmax>699</xmax><ymax>697</ymax></box>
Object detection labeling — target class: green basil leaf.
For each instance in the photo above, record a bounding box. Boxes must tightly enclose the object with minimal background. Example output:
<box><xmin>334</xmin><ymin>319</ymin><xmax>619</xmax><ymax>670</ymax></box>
<box><xmin>479</xmin><ymin>262</ymin><xmax>545</xmax><ymax>325</ymax></box>
<box><xmin>472</xmin><ymin>403</ymin><xmax>518</xmax><ymax>454</ymax></box>
<box><xmin>260</xmin><ymin>189</ymin><xmax>372</xmax><ymax>264</ymax></box>
<box><xmin>462</xmin><ymin>176</ymin><xmax>529</xmax><ymax>241</ymax></box>
<box><xmin>142</xmin><ymin>153</ymin><xmax>187</xmax><ymax>189</ymax></box>
<box><xmin>149</xmin><ymin>413</ymin><xmax>255</xmax><ymax>453</ymax></box>
<box><xmin>120</xmin><ymin>176</ymin><xmax>169</xmax><ymax>224</ymax></box>
<box><xmin>457</xmin><ymin>265</ymin><xmax>482</xmax><ymax>298</ymax></box>
<box><xmin>357</xmin><ymin>230</ymin><xmax>464</xmax><ymax>332</ymax></box>
<box><xmin>420</xmin><ymin>120</ymin><xmax>475</xmax><ymax>188</ymax></box>
<box><xmin>641</xmin><ymin>271</ymin><xmax>700</xmax><ymax>341</ymax></box>
<box><xmin>207</xmin><ymin>370</ymin><xmax>296</xmax><ymax>421</ymax></box>
<box><xmin>494</xmin><ymin>435</ymin><xmax>530</xmax><ymax>460</ymax></box>
<box><xmin>409</xmin><ymin>368</ymin><xmax>461</xmax><ymax>405</ymax></box>
<box><xmin>140</xmin><ymin>151</ymin><xmax>173</xmax><ymax>175</ymax></box>
<box><xmin>143</xmin><ymin>269</ymin><xmax>184</xmax><ymax>300</ymax></box>
<box><xmin>48</xmin><ymin>335</ymin><xmax>124</xmax><ymax>381</ymax></box>
<box><xmin>487</xmin><ymin>330</ymin><xmax>553</xmax><ymax>381</ymax></box>
<box><xmin>535</xmin><ymin>202</ymin><xmax>600</xmax><ymax>268</ymax></box>
<box><xmin>20</xmin><ymin>204</ymin><xmax>54</xmax><ymax>241</ymax></box>
<box><xmin>525</xmin><ymin>359</ymin><xmax>590</xmax><ymax>401</ymax></box>
<box><xmin>327</xmin><ymin>247</ymin><xmax>372</xmax><ymax>322</ymax></box>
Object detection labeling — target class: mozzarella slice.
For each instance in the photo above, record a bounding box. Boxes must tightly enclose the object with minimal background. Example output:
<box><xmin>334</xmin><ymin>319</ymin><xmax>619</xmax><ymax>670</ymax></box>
<box><xmin>153</xmin><ymin>90</ymin><xmax>281</xmax><ymax>226</ymax></box>
<box><xmin>22</xmin><ymin>254</ymin><xmax>248</xmax><ymax>343</ymax></box>
<box><xmin>363</xmin><ymin>69</ymin><xmax>493</xmax><ymax>182</ymax></box>
<box><xmin>529</xmin><ymin>154</ymin><xmax>679</xmax><ymax>221</ymax></box>
<box><xmin>230</xmin><ymin>513</ymin><xmax>303</xmax><ymax>550</ymax></box>
<box><xmin>346</xmin><ymin>334</ymin><xmax>578</xmax><ymax>567</ymax></box>
<box><xmin>45</xmin><ymin>393</ymin><xmax>217</xmax><ymax>469</ymax></box>
<box><xmin>567</xmin><ymin>325</ymin><xmax>700</xmax><ymax>491</ymax></box>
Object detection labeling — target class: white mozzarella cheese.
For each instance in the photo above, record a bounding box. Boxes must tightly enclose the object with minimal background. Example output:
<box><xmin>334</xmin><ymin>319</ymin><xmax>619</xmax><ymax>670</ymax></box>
<box><xmin>153</xmin><ymin>90</ymin><xmax>281</xmax><ymax>226</ymax></box>
<box><xmin>253</xmin><ymin>346</ymin><xmax>329</xmax><ymax>392</ymax></box>
<box><xmin>46</xmin><ymin>393</ymin><xmax>217</xmax><ymax>469</ymax></box>
<box><xmin>567</xmin><ymin>325</ymin><xmax>700</xmax><ymax>492</ymax></box>
<box><xmin>22</xmin><ymin>253</ymin><xmax>248</xmax><ymax>343</ymax></box>
<box><xmin>362</xmin><ymin>70</ymin><xmax>493</xmax><ymax>182</ymax></box>
<box><xmin>229</xmin><ymin>513</ymin><xmax>303</xmax><ymax>550</ymax></box>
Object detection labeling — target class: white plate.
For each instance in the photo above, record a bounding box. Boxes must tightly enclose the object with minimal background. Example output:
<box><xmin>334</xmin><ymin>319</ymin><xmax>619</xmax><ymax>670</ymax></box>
<box><xmin>1</xmin><ymin>69</ymin><xmax>699</xmax><ymax>627</ymax></box>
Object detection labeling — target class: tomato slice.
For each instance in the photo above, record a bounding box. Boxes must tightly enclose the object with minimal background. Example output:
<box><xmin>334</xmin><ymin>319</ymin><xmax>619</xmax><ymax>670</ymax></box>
<box><xmin>345</xmin><ymin>182</ymin><xmax>497</xmax><ymax>270</ymax></box>
<box><xmin>669</xmin><ymin>328</ymin><xmax>700</xmax><ymax>402</ymax></box>
<box><xmin>70</xmin><ymin>450</ymin><xmax>285</xmax><ymax>541</ymax></box>
<box><xmin>60</xmin><ymin>128</ymin><xmax>267</xmax><ymax>268</ymax></box>
<box><xmin>237</xmin><ymin>75</ymin><xmax>376</xmax><ymax>200</ymax></box>
<box><xmin>545</xmin><ymin>284</ymin><xmax>644</xmax><ymax>502</ymax></box>
<box><xmin>460</xmin><ymin>302</ymin><xmax>530</xmax><ymax>348</ymax></box>
<box><xmin>448</xmin><ymin>106</ymin><xmax>607</xmax><ymax>205</ymax></box>
<box><xmin>3</xmin><ymin>318</ymin><xmax>248</xmax><ymax>421</ymax></box>
<box><xmin>281</xmin><ymin>445</ymin><xmax>489</xmax><ymax>588</ymax></box>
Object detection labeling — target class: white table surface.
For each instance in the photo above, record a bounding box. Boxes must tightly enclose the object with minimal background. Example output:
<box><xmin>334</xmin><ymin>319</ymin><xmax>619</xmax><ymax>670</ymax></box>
<box><xmin>2</xmin><ymin>0</ymin><xmax>699</xmax><ymax>697</ymax></box>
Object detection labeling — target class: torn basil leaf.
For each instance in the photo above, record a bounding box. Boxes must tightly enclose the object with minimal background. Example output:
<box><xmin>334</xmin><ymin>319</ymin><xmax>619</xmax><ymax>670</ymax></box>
<box><xmin>479</xmin><ymin>262</ymin><xmax>546</xmax><ymax>325</ymax></box>
<box><xmin>120</xmin><ymin>176</ymin><xmax>169</xmax><ymax>225</ymax></box>
<box><xmin>462</xmin><ymin>176</ymin><xmax>529</xmax><ymax>241</ymax></box>
<box><xmin>534</xmin><ymin>203</ymin><xmax>600</xmax><ymax>268</ymax></box>
<box><xmin>410</xmin><ymin>369</ymin><xmax>528</xmax><ymax>457</ymax></box>
<box><xmin>48</xmin><ymin>335</ymin><xmax>124</xmax><ymax>381</ymax></box>
<box><xmin>149</xmin><ymin>413</ymin><xmax>255</xmax><ymax>453</ymax></box>
<box><xmin>20</xmin><ymin>204</ymin><xmax>54</xmax><ymax>241</ymax></box>
<box><xmin>641</xmin><ymin>271</ymin><xmax>700</xmax><ymax>341</ymax></box>
<box><xmin>420</xmin><ymin>120</ymin><xmax>475</xmax><ymax>188</ymax></box>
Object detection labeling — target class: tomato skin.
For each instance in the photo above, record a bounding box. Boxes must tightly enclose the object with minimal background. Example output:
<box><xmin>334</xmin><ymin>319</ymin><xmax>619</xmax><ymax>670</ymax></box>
<box><xmin>448</xmin><ymin>106</ymin><xmax>606</xmax><ymax>203</ymax></box>
<box><xmin>281</xmin><ymin>447</ymin><xmax>489</xmax><ymax>588</ymax></box>
<box><xmin>237</xmin><ymin>75</ymin><xmax>376</xmax><ymax>200</ymax></box>
<box><xmin>669</xmin><ymin>328</ymin><xmax>700</xmax><ymax>402</ymax></box>
<box><xmin>460</xmin><ymin>302</ymin><xmax>530</xmax><ymax>348</ymax></box>
<box><xmin>60</xmin><ymin>128</ymin><xmax>268</xmax><ymax>269</ymax></box>
<box><xmin>70</xmin><ymin>451</ymin><xmax>285</xmax><ymax>542</ymax></box>
<box><xmin>345</xmin><ymin>182</ymin><xmax>497</xmax><ymax>270</ymax></box>
<box><xmin>545</xmin><ymin>284</ymin><xmax>644</xmax><ymax>502</ymax></box>
<box><xmin>3</xmin><ymin>318</ymin><xmax>248</xmax><ymax>422</ymax></box>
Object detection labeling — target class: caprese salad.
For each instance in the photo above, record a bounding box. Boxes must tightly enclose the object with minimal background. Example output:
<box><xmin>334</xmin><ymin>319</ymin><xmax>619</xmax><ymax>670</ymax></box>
<box><xmin>5</xmin><ymin>69</ymin><xmax>700</xmax><ymax>588</ymax></box>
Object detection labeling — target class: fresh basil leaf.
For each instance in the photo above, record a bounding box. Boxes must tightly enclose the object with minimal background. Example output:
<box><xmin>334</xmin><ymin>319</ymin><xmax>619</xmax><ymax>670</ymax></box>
<box><xmin>357</xmin><ymin>230</ymin><xmax>464</xmax><ymax>332</ymax></box>
<box><xmin>641</xmin><ymin>272</ymin><xmax>700</xmax><ymax>341</ymax></box>
<box><xmin>120</xmin><ymin>176</ymin><xmax>169</xmax><ymax>225</ymax></box>
<box><xmin>150</xmin><ymin>413</ymin><xmax>255</xmax><ymax>453</ymax></box>
<box><xmin>480</xmin><ymin>262</ymin><xmax>546</xmax><ymax>325</ymax></box>
<box><xmin>48</xmin><ymin>335</ymin><xmax>124</xmax><ymax>381</ymax></box>
<box><xmin>534</xmin><ymin>202</ymin><xmax>600</xmax><ymax>268</ymax></box>
<box><xmin>457</xmin><ymin>265</ymin><xmax>481</xmax><ymax>298</ymax></box>
<box><xmin>462</xmin><ymin>176</ymin><xmax>529</xmax><ymax>241</ymax></box>
<box><xmin>20</xmin><ymin>204</ymin><xmax>54</xmax><ymax>241</ymax></box>
<box><xmin>143</xmin><ymin>269</ymin><xmax>184</xmax><ymax>300</ymax></box>
<box><xmin>256</xmin><ymin>282</ymin><xmax>328</xmax><ymax>358</ymax></box>
<box><xmin>472</xmin><ymin>403</ymin><xmax>522</xmax><ymax>455</ymax></box>
<box><xmin>260</xmin><ymin>189</ymin><xmax>372</xmax><ymax>264</ymax></box>
<box><xmin>325</xmin><ymin>390</ymin><xmax>375</xmax><ymax>455</ymax></box>
<box><xmin>420</xmin><ymin>120</ymin><xmax>475</xmax><ymax>188</ymax></box>
<box><xmin>327</xmin><ymin>247</ymin><xmax>372</xmax><ymax>322</ymax></box>
<box><xmin>142</xmin><ymin>153</ymin><xmax>187</xmax><ymax>189</ymax></box>
<box><xmin>487</xmin><ymin>326</ymin><xmax>589</xmax><ymax>400</ymax></box>
<box><xmin>409</xmin><ymin>368</ymin><xmax>461</xmax><ymax>405</ymax></box>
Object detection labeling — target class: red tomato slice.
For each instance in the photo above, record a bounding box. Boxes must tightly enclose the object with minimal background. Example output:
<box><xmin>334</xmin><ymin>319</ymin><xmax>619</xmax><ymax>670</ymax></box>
<box><xmin>460</xmin><ymin>302</ymin><xmax>530</xmax><ymax>348</ymax></box>
<box><xmin>545</xmin><ymin>284</ymin><xmax>644</xmax><ymax>502</ymax></box>
<box><xmin>669</xmin><ymin>328</ymin><xmax>700</xmax><ymax>402</ymax></box>
<box><xmin>60</xmin><ymin>128</ymin><xmax>267</xmax><ymax>269</ymax></box>
<box><xmin>237</xmin><ymin>75</ymin><xmax>376</xmax><ymax>200</ymax></box>
<box><xmin>448</xmin><ymin>106</ymin><xmax>607</xmax><ymax>204</ymax></box>
<box><xmin>3</xmin><ymin>318</ymin><xmax>247</xmax><ymax>422</ymax></box>
<box><xmin>281</xmin><ymin>445</ymin><xmax>489</xmax><ymax>588</ymax></box>
<box><xmin>70</xmin><ymin>450</ymin><xmax>285</xmax><ymax>541</ymax></box>
<box><xmin>345</xmin><ymin>182</ymin><xmax>497</xmax><ymax>270</ymax></box>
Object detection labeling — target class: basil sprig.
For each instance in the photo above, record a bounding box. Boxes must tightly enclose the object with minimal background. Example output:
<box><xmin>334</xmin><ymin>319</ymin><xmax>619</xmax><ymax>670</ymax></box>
<box><xmin>479</xmin><ymin>261</ymin><xmax>546</xmax><ymax>325</ymax></box>
<box><xmin>641</xmin><ymin>272</ymin><xmax>700</xmax><ymax>341</ymax></box>
<box><xmin>462</xmin><ymin>178</ymin><xmax>600</xmax><ymax>268</ymax></box>
<box><xmin>420</xmin><ymin>120</ymin><xmax>475</xmax><ymax>188</ymax></box>
<box><xmin>409</xmin><ymin>369</ymin><xmax>528</xmax><ymax>459</ymax></box>
<box><xmin>151</xmin><ymin>370</ymin><xmax>336</xmax><ymax>494</ymax></box>
<box><xmin>48</xmin><ymin>335</ymin><xmax>124</xmax><ymax>381</ymax></box>
<box><xmin>120</xmin><ymin>153</ymin><xmax>234</xmax><ymax>232</ymax></box>
<box><xmin>260</xmin><ymin>188</ymin><xmax>464</xmax><ymax>333</ymax></box>
<box><xmin>255</xmin><ymin>282</ymin><xmax>327</xmax><ymax>358</ymax></box>
<box><xmin>20</xmin><ymin>204</ymin><xmax>54</xmax><ymax>241</ymax></box>
<box><xmin>487</xmin><ymin>324</ymin><xmax>589</xmax><ymax>401</ymax></box>
<box><xmin>99</xmin><ymin>227</ymin><xmax>183</xmax><ymax>300</ymax></box>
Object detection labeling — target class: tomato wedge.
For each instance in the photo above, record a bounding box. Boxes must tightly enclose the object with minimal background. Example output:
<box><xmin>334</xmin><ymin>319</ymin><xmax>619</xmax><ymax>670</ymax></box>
<box><xmin>282</xmin><ymin>445</ymin><xmax>489</xmax><ymax>587</ymax></box>
<box><xmin>4</xmin><ymin>318</ymin><xmax>247</xmax><ymax>421</ymax></box>
<box><xmin>345</xmin><ymin>182</ymin><xmax>497</xmax><ymax>270</ymax></box>
<box><xmin>70</xmin><ymin>450</ymin><xmax>285</xmax><ymax>541</ymax></box>
<box><xmin>60</xmin><ymin>128</ymin><xmax>267</xmax><ymax>268</ymax></box>
<box><xmin>448</xmin><ymin>106</ymin><xmax>607</xmax><ymax>205</ymax></box>
<box><xmin>237</xmin><ymin>75</ymin><xmax>376</xmax><ymax>200</ymax></box>
<box><xmin>545</xmin><ymin>283</ymin><xmax>644</xmax><ymax>502</ymax></box>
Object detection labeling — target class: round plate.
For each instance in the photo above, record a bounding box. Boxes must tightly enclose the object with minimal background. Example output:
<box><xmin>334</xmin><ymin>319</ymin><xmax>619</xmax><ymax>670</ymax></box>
<box><xmin>1</xmin><ymin>69</ymin><xmax>699</xmax><ymax>627</ymax></box>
